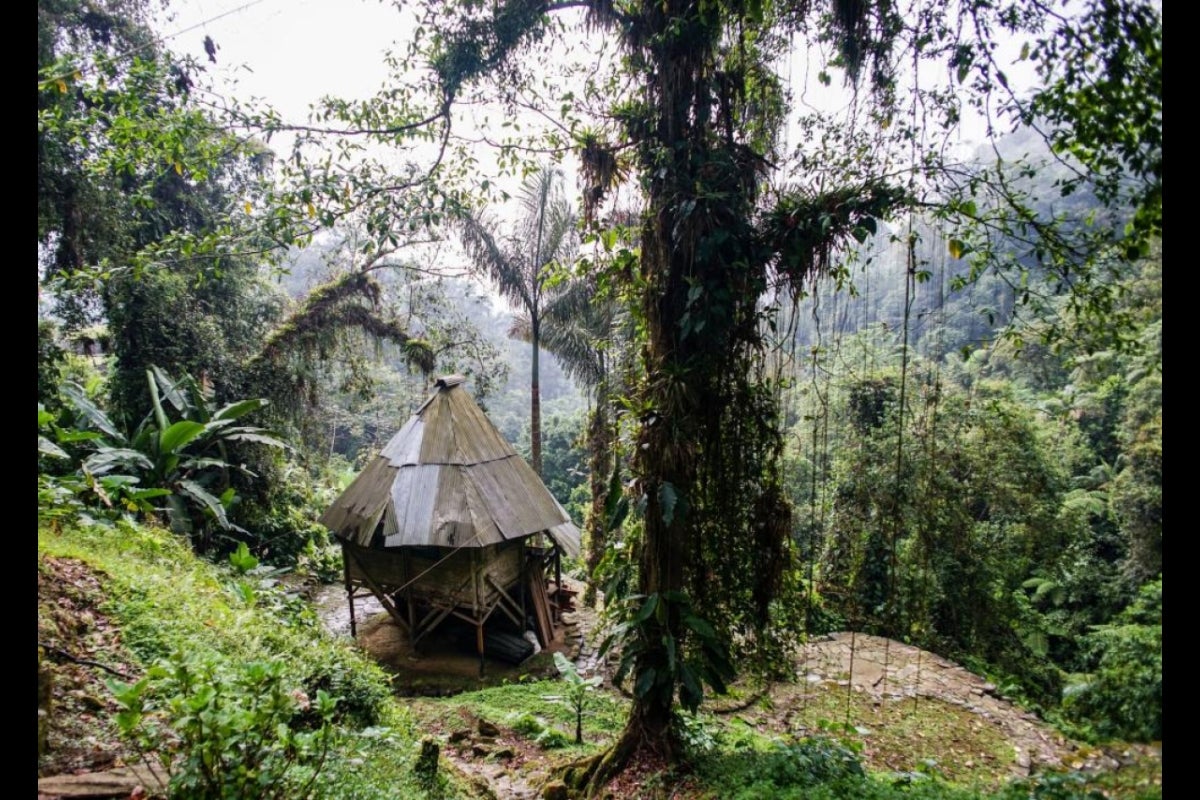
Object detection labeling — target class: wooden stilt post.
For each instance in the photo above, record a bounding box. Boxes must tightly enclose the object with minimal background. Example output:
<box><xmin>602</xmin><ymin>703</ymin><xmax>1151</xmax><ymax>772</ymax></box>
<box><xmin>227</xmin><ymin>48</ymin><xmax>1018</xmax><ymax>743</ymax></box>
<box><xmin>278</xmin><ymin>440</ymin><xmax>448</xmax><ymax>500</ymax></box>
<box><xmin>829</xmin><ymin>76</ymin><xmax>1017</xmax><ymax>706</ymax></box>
<box><xmin>520</xmin><ymin>545</ymin><xmax>528</xmax><ymax>631</ymax></box>
<box><xmin>404</xmin><ymin>552</ymin><xmax>416</xmax><ymax>641</ymax></box>
<box><xmin>477</xmin><ymin>623</ymin><xmax>486</xmax><ymax>677</ymax></box>
<box><xmin>554</xmin><ymin>545</ymin><xmax>563</xmax><ymax>625</ymax></box>
<box><xmin>343</xmin><ymin>544</ymin><xmax>357</xmax><ymax>638</ymax></box>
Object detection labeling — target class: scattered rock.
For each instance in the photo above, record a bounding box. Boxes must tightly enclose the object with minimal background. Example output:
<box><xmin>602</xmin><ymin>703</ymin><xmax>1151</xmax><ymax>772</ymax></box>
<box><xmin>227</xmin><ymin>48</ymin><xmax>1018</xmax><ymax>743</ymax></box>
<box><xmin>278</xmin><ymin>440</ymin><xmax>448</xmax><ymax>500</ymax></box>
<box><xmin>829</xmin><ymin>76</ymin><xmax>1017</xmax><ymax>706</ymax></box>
<box><xmin>39</xmin><ymin>650</ymin><xmax>53</xmax><ymax>757</ymax></box>
<box><xmin>478</xmin><ymin>718</ymin><xmax>501</xmax><ymax>738</ymax></box>
<box><xmin>541</xmin><ymin>780</ymin><xmax>569</xmax><ymax>800</ymax></box>
<box><xmin>796</xmin><ymin>632</ymin><xmax>1074</xmax><ymax>777</ymax></box>
<box><xmin>1013</xmin><ymin>747</ymin><xmax>1031</xmax><ymax>774</ymax></box>
<box><xmin>37</xmin><ymin>765</ymin><xmax>166</xmax><ymax>798</ymax></box>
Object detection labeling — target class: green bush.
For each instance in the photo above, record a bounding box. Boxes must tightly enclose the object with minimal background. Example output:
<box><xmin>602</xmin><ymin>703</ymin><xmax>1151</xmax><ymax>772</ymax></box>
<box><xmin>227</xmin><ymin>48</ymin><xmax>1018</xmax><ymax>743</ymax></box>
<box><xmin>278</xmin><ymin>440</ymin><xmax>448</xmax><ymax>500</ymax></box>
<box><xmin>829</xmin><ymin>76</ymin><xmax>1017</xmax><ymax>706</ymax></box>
<box><xmin>110</xmin><ymin>652</ymin><xmax>338</xmax><ymax>800</ymax></box>
<box><xmin>698</xmin><ymin>736</ymin><xmax>870</xmax><ymax>799</ymax></box>
<box><xmin>762</xmin><ymin>737</ymin><xmax>867</xmax><ymax>786</ymax></box>
<box><xmin>993</xmin><ymin>771</ymin><xmax>1106</xmax><ymax>800</ymax></box>
<box><xmin>506</xmin><ymin>711</ymin><xmax>549</xmax><ymax>738</ymax></box>
<box><xmin>1062</xmin><ymin>579</ymin><xmax>1161</xmax><ymax>742</ymax></box>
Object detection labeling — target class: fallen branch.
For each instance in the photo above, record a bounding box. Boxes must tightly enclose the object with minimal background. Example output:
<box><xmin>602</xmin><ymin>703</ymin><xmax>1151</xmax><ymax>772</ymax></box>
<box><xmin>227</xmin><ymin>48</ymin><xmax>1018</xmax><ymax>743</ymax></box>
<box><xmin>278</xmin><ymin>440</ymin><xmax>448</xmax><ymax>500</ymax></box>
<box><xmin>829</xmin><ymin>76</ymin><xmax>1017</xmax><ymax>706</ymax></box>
<box><xmin>38</xmin><ymin>641</ymin><xmax>132</xmax><ymax>680</ymax></box>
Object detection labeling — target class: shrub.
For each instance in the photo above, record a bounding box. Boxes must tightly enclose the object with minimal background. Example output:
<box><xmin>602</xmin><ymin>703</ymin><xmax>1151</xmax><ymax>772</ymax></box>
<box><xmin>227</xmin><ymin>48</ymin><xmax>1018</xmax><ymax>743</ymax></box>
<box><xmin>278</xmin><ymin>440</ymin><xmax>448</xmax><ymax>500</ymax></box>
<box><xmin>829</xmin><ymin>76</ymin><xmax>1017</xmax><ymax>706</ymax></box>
<box><xmin>110</xmin><ymin>652</ymin><xmax>338</xmax><ymax>800</ymax></box>
<box><xmin>1062</xmin><ymin>579</ymin><xmax>1161</xmax><ymax>741</ymax></box>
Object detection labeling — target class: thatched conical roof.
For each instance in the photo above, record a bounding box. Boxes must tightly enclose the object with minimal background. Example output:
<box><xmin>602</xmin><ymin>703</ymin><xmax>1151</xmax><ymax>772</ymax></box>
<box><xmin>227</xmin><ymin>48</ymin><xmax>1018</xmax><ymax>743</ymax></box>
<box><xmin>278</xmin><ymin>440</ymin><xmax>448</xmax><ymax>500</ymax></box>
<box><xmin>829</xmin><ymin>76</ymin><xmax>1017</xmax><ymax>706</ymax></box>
<box><xmin>319</xmin><ymin>375</ymin><xmax>581</xmax><ymax>556</ymax></box>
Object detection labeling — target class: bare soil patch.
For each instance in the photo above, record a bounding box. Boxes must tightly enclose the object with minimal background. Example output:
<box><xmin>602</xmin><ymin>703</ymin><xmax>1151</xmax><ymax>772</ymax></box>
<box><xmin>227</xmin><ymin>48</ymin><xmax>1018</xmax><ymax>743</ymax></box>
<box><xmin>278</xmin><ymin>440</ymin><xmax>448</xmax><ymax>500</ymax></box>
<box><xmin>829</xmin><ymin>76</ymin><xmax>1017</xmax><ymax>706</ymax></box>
<box><xmin>37</xmin><ymin>556</ymin><xmax>140</xmax><ymax>779</ymax></box>
<box><xmin>315</xmin><ymin>577</ymin><xmax>596</xmax><ymax>695</ymax></box>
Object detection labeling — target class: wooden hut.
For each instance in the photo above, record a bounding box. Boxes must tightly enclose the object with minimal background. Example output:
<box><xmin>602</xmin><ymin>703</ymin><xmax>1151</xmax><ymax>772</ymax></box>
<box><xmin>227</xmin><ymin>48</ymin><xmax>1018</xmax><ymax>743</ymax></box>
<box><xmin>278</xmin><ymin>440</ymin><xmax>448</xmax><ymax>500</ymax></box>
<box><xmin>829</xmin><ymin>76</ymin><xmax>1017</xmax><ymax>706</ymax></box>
<box><xmin>319</xmin><ymin>374</ymin><xmax>581</xmax><ymax>664</ymax></box>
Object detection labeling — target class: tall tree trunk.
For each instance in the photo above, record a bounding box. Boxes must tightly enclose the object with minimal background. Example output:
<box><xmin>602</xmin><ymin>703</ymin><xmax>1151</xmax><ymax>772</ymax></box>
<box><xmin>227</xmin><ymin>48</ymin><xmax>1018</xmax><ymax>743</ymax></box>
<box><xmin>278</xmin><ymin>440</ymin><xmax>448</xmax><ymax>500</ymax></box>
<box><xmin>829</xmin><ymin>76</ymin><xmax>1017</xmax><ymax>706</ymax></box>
<box><xmin>531</xmin><ymin>317</ymin><xmax>542</xmax><ymax>477</ymax></box>
<box><xmin>612</xmin><ymin>0</ymin><xmax>706</xmax><ymax>765</ymax></box>
<box><xmin>583</xmin><ymin>389</ymin><xmax>612</xmax><ymax>607</ymax></box>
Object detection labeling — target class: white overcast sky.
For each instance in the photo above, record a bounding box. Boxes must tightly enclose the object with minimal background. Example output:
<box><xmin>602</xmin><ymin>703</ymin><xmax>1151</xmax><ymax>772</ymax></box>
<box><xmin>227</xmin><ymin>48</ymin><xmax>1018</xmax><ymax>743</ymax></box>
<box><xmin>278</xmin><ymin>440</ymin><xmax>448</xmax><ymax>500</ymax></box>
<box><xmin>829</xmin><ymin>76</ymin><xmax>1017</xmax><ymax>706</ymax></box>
<box><xmin>158</xmin><ymin>0</ymin><xmax>1026</xmax><ymax>147</ymax></box>
<box><xmin>160</xmin><ymin>0</ymin><xmax>405</xmax><ymax>121</ymax></box>
<box><xmin>154</xmin><ymin>0</ymin><xmax>1041</xmax><ymax>233</ymax></box>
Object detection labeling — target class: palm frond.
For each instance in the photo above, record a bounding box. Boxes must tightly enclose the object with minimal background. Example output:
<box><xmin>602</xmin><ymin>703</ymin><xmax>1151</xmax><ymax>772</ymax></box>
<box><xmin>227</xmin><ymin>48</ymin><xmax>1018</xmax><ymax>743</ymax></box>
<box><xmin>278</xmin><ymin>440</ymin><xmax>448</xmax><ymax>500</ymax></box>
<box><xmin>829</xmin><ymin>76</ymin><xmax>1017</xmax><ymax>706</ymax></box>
<box><xmin>460</xmin><ymin>211</ymin><xmax>535</xmax><ymax>313</ymax></box>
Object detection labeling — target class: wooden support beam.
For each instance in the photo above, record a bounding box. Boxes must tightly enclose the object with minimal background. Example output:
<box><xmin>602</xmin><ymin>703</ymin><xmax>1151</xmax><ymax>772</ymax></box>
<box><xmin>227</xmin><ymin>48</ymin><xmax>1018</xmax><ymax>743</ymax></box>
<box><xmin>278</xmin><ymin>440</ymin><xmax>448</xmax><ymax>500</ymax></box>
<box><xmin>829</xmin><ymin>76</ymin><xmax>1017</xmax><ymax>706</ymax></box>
<box><xmin>554</xmin><ymin>545</ymin><xmax>563</xmax><ymax>624</ymax></box>
<box><xmin>345</xmin><ymin>548</ymin><xmax>410</xmax><ymax>635</ymax></box>
<box><xmin>477</xmin><ymin>623</ymin><xmax>485</xmax><ymax>677</ymax></box>
<box><xmin>527</xmin><ymin>570</ymin><xmax>554</xmax><ymax>647</ymax></box>
<box><xmin>414</xmin><ymin>603</ymin><xmax>456</xmax><ymax>645</ymax></box>
<box><xmin>449</xmin><ymin>608</ymin><xmax>483</xmax><ymax>626</ymax></box>
<box><xmin>485</xmin><ymin>575</ymin><xmax>525</xmax><ymax>628</ymax></box>
<box><xmin>343</xmin><ymin>545</ymin><xmax>357</xmax><ymax>638</ymax></box>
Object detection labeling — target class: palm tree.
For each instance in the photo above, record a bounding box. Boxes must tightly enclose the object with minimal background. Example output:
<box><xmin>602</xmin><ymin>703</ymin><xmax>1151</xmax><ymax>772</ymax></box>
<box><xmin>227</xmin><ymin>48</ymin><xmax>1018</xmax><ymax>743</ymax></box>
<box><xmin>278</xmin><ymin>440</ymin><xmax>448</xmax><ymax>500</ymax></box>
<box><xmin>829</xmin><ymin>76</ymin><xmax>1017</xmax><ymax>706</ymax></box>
<box><xmin>513</xmin><ymin>274</ymin><xmax>630</xmax><ymax>605</ymax></box>
<box><xmin>459</xmin><ymin>165</ymin><xmax>579</xmax><ymax>476</ymax></box>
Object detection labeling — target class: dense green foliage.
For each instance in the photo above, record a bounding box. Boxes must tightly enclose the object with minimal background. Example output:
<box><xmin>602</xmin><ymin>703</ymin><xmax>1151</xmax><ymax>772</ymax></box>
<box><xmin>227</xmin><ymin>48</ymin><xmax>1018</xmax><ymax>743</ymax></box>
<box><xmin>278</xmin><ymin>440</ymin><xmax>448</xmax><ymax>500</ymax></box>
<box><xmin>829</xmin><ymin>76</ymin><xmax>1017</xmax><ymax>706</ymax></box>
<box><xmin>110</xmin><ymin>653</ymin><xmax>339</xmax><ymax>800</ymax></box>
<box><xmin>1062</xmin><ymin>579</ymin><xmax>1162</xmax><ymax>742</ymax></box>
<box><xmin>42</xmin><ymin>367</ymin><xmax>288</xmax><ymax>550</ymax></box>
<box><xmin>38</xmin><ymin>517</ymin><xmax>451</xmax><ymax>799</ymax></box>
<box><xmin>780</xmin><ymin>238</ymin><xmax>1161</xmax><ymax>737</ymax></box>
<box><xmin>37</xmin><ymin>0</ymin><xmax>1161</xmax><ymax>793</ymax></box>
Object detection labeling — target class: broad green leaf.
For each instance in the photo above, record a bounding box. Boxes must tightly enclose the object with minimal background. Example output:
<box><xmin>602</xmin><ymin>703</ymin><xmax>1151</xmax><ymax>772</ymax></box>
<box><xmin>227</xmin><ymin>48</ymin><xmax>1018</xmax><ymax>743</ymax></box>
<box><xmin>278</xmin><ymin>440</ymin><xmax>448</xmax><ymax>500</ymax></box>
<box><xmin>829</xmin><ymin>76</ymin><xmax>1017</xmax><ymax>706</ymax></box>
<box><xmin>607</xmin><ymin>496</ymin><xmax>629</xmax><ymax>533</ymax></box>
<box><xmin>603</xmin><ymin>461</ymin><xmax>623</xmax><ymax>521</ymax></box>
<box><xmin>62</xmin><ymin>383</ymin><xmax>124</xmax><ymax>441</ymax></box>
<box><xmin>55</xmin><ymin>430</ymin><xmax>104</xmax><ymax>443</ymax></box>
<box><xmin>179</xmin><ymin>457</ymin><xmax>232</xmax><ymax>472</ymax></box>
<box><xmin>229</xmin><ymin>541</ymin><xmax>259</xmax><ymax>574</ymax></box>
<box><xmin>683</xmin><ymin>614</ymin><xmax>717</xmax><ymax>640</ymax></box>
<box><xmin>679</xmin><ymin>664</ymin><xmax>703</xmax><ymax>711</ymax></box>
<box><xmin>84</xmin><ymin>448</ymin><xmax>154</xmax><ymax>475</ymax></box>
<box><xmin>633</xmin><ymin>594</ymin><xmax>659</xmax><ymax>624</ymax></box>
<box><xmin>178</xmin><ymin>479</ymin><xmax>232</xmax><ymax>529</ymax></box>
<box><xmin>146</xmin><ymin>370</ymin><xmax>169</xmax><ymax>435</ymax></box>
<box><xmin>212</xmin><ymin>398</ymin><xmax>267</xmax><ymax>421</ymax></box>
<box><xmin>654</xmin><ymin>596</ymin><xmax>668</xmax><ymax>624</ymax></box>
<box><xmin>221</xmin><ymin>430</ymin><xmax>290</xmax><ymax>450</ymax></box>
<box><xmin>159</xmin><ymin>420</ymin><xmax>206</xmax><ymax>454</ymax></box>
<box><xmin>128</xmin><ymin>488</ymin><xmax>172</xmax><ymax>501</ymax></box>
<box><xmin>39</xmin><ymin>436</ymin><xmax>69</xmax><ymax>459</ymax></box>
<box><xmin>702</xmin><ymin>642</ymin><xmax>736</xmax><ymax>684</ymax></box>
<box><xmin>150</xmin><ymin>366</ymin><xmax>188</xmax><ymax>414</ymax></box>
<box><xmin>98</xmin><ymin>475</ymin><xmax>140</xmax><ymax>488</ymax></box>
<box><xmin>634</xmin><ymin>667</ymin><xmax>657</xmax><ymax>699</ymax></box>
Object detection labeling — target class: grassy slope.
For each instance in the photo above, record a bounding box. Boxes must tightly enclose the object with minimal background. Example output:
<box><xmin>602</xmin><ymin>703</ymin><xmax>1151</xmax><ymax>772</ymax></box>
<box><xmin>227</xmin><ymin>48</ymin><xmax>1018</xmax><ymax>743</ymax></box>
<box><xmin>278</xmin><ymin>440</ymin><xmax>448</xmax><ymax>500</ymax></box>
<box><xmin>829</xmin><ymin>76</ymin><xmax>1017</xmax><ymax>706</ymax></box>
<box><xmin>37</xmin><ymin>518</ymin><xmax>470</xmax><ymax>799</ymax></box>
<box><xmin>38</xmin><ymin>517</ymin><xmax>1161</xmax><ymax>800</ymax></box>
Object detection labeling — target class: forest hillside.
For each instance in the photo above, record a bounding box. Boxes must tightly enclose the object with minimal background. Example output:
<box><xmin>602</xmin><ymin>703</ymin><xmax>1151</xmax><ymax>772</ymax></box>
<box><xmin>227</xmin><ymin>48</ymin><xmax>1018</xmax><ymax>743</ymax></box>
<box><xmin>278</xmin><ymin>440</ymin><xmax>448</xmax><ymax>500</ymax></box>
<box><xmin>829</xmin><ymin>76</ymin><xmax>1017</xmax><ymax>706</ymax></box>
<box><xmin>39</xmin><ymin>0</ymin><xmax>1160</xmax><ymax>797</ymax></box>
